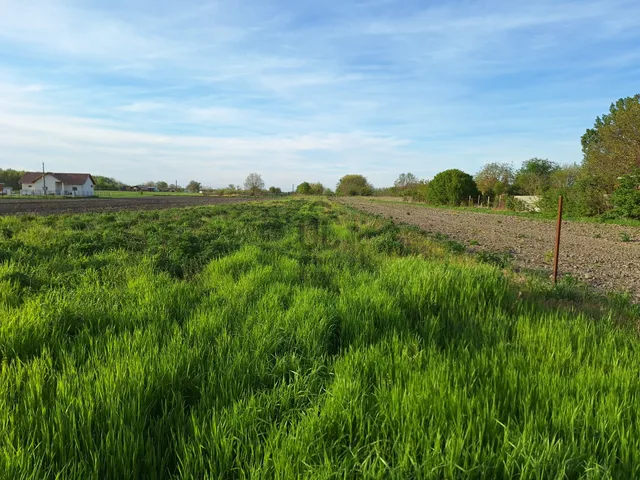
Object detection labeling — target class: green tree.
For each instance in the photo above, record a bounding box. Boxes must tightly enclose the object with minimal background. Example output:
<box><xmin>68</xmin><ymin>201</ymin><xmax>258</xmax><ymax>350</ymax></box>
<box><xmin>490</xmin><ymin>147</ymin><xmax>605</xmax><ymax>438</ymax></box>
<box><xmin>514</xmin><ymin>158</ymin><xmax>560</xmax><ymax>195</ymax></box>
<box><xmin>0</xmin><ymin>169</ymin><xmax>25</xmax><ymax>190</ymax></box>
<box><xmin>186</xmin><ymin>180</ymin><xmax>201</xmax><ymax>193</ymax></box>
<box><xmin>296</xmin><ymin>182</ymin><xmax>312</xmax><ymax>195</ymax></box>
<box><xmin>427</xmin><ymin>169</ymin><xmax>479</xmax><ymax>206</ymax></box>
<box><xmin>93</xmin><ymin>176</ymin><xmax>124</xmax><ymax>191</ymax></box>
<box><xmin>156</xmin><ymin>181</ymin><xmax>169</xmax><ymax>191</ymax></box>
<box><xmin>336</xmin><ymin>174</ymin><xmax>373</xmax><ymax>196</ymax></box>
<box><xmin>582</xmin><ymin>94</ymin><xmax>640</xmax><ymax>192</ymax></box>
<box><xmin>475</xmin><ymin>162</ymin><xmax>514</xmax><ymax>196</ymax></box>
<box><xmin>268</xmin><ymin>186</ymin><xmax>282</xmax><ymax>194</ymax></box>
<box><xmin>309</xmin><ymin>182</ymin><xmax>324</xmax><ymax>195</ymax></box>
<box><xmin>244</xmin><ymin>173</ymin><xmax>265</xmax><ymax>195</ymax></box>
<box><xmin>394</xmin><ymin>173</ymin><xmax>418</xmax><ymax>189</ymax></box>
<box><xmin>610</xmin><ymin>170</ymin><xmax>640</xmax><ymax>219</ymax></box>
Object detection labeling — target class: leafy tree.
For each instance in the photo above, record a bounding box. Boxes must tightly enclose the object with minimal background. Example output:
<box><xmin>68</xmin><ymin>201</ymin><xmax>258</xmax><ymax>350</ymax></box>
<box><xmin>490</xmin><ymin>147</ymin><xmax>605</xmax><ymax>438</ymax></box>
<box><xmin>309</xmin><ymin>183</ymin><xmax>324</xmax><ymax>195</ymax></box>
<box><xmin>244</xmin><ymin>173</ymin><xmax>265</xmax><ymax>195</ymax></box>
<box><xmin>296</xmin><ymin>182</ymin><xmax>312</xmax><ymax>195</ymax></box>
<box><xmin>0</xmin><ymin>169</ymin><xmax>25</xmax><ymax>190</ymax></box>
<box><xmin>582</xmin><ymin>94</ymin><xmax>640</xmax><ymax>192</ymax></box>
<box><xmin>394</xmin><ymin>173</ymin><xmax>418</xmax><ymax>189</ymax></box>
<box><xmin>513</xmin><ymin>158</ymin><xmax>560</xmax><ymax>195</ymax></box>
<box><xmin>268</xmin><ymin>186</ymin><xmax>282</xmax><ymax>194</ymax></box>
<box><xmin>408</xmin><ymin>180</ymin><xmax>430</xmax><ymax>202</ymax></box>
<box><xmin>336</xmin><ymin>174</ymin><xmax>373</xmax><ymax>196</ymax></box>
<box><xmin>93</xmin><ymin>176</ymin><xmax>124</xmax><ymax>191</ymax></box>
<box><xmin>475</xmin><ymin>162</ymin><xmax>514</xmax><ymax>196</ymax></box>
<box><xmin>156</xmin><ymin>181</ymin><xmax>169</xmax><ymax>191</ymax></box>
<box><xmin>186</xmin><ymin>180</ymin><xmax>201</xmax><ymax>193</ymax></box>
<box><xmin>427</xmin><ymin>169</ymin><xmax>479</xmax><ymax>206</ymax></box>
<box><xmin>610</xmin><ymin>170</ymin><xmax>640</xmax><ymax>219</ymax></box>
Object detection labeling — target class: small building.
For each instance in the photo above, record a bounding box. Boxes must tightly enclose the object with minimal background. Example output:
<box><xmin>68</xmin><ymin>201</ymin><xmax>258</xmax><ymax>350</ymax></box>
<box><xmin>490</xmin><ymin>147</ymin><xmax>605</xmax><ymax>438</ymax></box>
<box><xmin>20</xmin><ymin>172</ymin><xmax>95</xmax><ymax>196</ymax></box>
<box><xmin>1</xmin><ymin>185</ymin><xmax>13</xmax><ymax>195</ymax></box>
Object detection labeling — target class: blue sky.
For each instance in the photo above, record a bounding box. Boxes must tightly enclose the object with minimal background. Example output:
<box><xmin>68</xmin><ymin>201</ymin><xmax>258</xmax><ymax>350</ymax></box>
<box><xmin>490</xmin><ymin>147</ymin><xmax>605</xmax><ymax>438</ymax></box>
<box><xmin>1</xmin><ymin>0</ymin><xmax>639</xmax><ymax>189</ymax></box>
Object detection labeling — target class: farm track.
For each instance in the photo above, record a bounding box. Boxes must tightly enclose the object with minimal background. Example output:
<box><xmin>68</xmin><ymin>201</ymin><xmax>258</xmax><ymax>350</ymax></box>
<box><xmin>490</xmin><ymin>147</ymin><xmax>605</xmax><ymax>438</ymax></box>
<box><xmin>0</xmin><ymin>196</ymin><xmax>267</xmax><ymax>216</ymax></box>
<box><xmin>340</xmin><ymin>197</ymin><xmax>640</xmax><ymax>301</ymax></box>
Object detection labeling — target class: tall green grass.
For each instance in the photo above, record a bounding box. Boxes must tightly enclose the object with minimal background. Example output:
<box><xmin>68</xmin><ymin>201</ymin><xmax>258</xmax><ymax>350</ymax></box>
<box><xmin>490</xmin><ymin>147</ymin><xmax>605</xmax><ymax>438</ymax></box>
<box><xmin>0</xmin><ymin>199</ymin><xmax>639</xmax><ymax>478</ymax></box>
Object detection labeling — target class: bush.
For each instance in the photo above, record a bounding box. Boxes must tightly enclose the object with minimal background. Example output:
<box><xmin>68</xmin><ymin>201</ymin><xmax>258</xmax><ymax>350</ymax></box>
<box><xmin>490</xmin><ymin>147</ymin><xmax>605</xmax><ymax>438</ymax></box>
<box><xmin>427</xmin><ymin>169</ymin><xmax>479</xmax><ymax>206</ymax></box>
<box><xmin>539</xmin><ymin>176</ymin><xmax>611</xmax><ymax>217</ymax></box>
<box><xmin>610</xmin><ymin>171</ymin><xmax>640</xmax><ymax>219</ymax></box>
<box><xmin>504</xmin><ymin>196</ymin><xmax>528</xmax><ymax>212</ymax></box>
<box><xmin>336</xmin><ymin>175</ymin><xmax>373</xmax><ymax>196</ymax></box>
<box><xmin>404</xmin><ymin>182</ymin><xmax>429</xmax><ymax>202</ymax></box>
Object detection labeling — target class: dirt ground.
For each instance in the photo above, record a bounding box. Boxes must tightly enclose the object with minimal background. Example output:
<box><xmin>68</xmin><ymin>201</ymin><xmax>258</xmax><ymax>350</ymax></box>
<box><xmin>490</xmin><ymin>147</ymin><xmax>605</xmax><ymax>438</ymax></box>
<box><xmin>340</xmin><ymin>198</ymin><xmax>640</xmax><ymax>301</ymax></box>
<box><xmin>0</xmin><ymin>196</ymin><xmax>265</xmax><ymax>216</ymax></box>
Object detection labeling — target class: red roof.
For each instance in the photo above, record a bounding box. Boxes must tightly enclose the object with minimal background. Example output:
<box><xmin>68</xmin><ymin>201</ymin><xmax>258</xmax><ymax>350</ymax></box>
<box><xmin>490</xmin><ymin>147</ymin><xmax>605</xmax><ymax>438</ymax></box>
<box><xmin>20</xmin><ymin>172</ymin><xmax>95</xmax><ymax>185</ymax></box>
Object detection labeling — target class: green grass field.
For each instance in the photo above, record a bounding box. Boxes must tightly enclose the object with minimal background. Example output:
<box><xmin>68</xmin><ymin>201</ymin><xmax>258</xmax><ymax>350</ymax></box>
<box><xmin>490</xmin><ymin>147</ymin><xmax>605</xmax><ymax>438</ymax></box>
<box><xmin>1</xmin><ymin>199</ymin><xmax>639</xmax><ymax>478</ymax></box>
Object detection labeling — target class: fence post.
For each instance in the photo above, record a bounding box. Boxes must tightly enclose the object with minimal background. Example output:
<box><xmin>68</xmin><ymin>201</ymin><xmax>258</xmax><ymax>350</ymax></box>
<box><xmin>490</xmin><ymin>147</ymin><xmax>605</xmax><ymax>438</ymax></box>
<box><xmin>553</xmin><ymin>195</ymin><xmax>564</xmax><ymax>286</ymax></box>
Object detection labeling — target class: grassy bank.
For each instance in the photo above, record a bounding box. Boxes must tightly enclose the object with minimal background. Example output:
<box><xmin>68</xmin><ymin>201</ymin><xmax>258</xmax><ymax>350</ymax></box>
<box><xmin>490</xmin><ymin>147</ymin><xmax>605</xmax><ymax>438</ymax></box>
<box><xmin>1</xmin><ymin>199</ymin><xmax>639</xmax><ymax>478</ymax></box>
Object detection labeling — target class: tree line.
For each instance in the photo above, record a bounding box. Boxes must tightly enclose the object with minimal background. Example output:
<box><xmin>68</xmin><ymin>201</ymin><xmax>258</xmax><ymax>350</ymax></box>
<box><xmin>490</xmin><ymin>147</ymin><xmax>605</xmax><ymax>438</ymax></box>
<box><xmin>3</xmin><ymin>94</ymin><xmax>637</xmax><ymax>216</ymax></box>
<box><xmin>325</xmin><ymin>94</ymin><xmax>640</xmax><ymax>219</ymax></box>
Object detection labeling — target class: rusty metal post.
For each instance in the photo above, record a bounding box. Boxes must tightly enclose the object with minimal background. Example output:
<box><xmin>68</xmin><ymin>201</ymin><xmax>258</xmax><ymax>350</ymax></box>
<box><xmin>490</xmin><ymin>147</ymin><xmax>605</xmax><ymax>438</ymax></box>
<box><xmin>553</xmin><ymin>195</ymin><xmax>564</xmax><ymax>285</ymax></box>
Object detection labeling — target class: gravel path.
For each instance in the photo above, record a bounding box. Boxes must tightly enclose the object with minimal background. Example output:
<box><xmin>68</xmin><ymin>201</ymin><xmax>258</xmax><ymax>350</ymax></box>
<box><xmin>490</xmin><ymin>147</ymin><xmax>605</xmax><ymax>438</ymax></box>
<box><xmin>340</xmin><ymin>198</ymin><xmax>640</xmax><ymax>300</ymax></box>
<box><xmin>0</xmin><ymin>196</ymin><xmax>266</xmax><ymax>216</ymax></box>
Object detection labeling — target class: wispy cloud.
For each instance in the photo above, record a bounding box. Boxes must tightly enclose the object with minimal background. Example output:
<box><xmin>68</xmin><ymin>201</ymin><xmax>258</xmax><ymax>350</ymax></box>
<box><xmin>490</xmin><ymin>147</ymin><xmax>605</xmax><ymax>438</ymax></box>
<box><xmin>1</xmin><ymin>0</ymin><xmax>639</xmax><ymax>187</ymax></box>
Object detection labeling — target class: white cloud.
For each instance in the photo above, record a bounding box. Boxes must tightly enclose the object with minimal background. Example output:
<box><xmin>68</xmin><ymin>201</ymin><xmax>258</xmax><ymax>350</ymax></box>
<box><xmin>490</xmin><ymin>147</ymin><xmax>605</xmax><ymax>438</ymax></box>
<box><xmin>0</xmin><ymin>0</ymin><xmax>639</xmax><ymax>188</ymax></box>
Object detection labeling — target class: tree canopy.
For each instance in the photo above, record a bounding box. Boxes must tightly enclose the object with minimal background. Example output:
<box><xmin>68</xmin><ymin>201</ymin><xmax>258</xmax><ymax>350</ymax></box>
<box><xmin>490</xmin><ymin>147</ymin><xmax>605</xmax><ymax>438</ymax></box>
<box><xmin>244</xmin><ymin>173</ymin><xmax>265</xmax><ymax>195</ymax></box>
<box><xmin>394</xmin><ymin>173</ymin><xmax>418</xmax><ymax>189</ymax></box>
<box><xmin>336</xmin><ymin>174</ymin><xmax>373</xmax><ymax>196</ymax></box>
<box><xmin>296</xmin><ymin>182</ymin><xmax>311</xmax><ymax>195</ymax></box>
<box><xmin>0</xmin><ymin>169</ymin><xmax>25</xmax><ymax>190</ymax></box>
<box><xmin>475</xmin><ymin>163</ymin><xmax>514</xmax><ymax>196</ymax></box>
<box><xmin>514</xmin><ymin>158</ymin><xmax>560</xmax><ymax>195</ymax></box>
<box><xmin>427</xmin><ymin>169</ymin><xmax>479</xmax><ymax>206</ymax></box>
<box><xmin>581</xmin><ymin>94</ymin><xmax>640</xmax><ymax>192</ymax></box>
<box><xmin>186</xmin><ymin>181</ymin><xmax>201</xmax><ymax>193</ymax></box>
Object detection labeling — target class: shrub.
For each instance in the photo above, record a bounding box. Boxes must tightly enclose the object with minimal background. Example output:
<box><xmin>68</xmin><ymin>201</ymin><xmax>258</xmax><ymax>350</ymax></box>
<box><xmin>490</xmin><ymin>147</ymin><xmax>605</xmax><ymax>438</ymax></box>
<box><xmin>336</xmin><ymin>175</ymin><xmax>373</xmax><ymax>196</ymax></box>
<box><xmin>610</xmin><ymin>171</ymin><xmax>640</xmax><ymax>219</ymax></box>
<box><xmin>427</xmin><ymin>169</ymin><xmax>479</xmax><ymax>206</ymax></box>
<box><xmin>504</xmin><ymin>196</ymin><xmax>528</xmax><ymax>212</ymax></box>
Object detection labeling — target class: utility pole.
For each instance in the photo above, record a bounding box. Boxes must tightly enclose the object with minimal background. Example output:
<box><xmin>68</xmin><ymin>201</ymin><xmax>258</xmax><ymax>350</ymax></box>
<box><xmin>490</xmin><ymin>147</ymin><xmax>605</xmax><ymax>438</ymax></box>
<box><xmin>42</xmin><ymin>162</ymin><xmax>46</xmax><ymax>196</ymax></box>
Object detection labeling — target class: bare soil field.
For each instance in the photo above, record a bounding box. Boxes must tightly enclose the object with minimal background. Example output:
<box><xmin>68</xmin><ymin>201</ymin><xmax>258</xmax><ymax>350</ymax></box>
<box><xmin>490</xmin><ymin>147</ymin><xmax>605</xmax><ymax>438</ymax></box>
<box><xmin>340</xmin><ymin>197</ymin><xmax>640</xmax><ymax>300</ymax></box>
<box><xmin>0</xmin><ymin>196</ymin><xmax>265</xmax><ymax>216</ymax></box>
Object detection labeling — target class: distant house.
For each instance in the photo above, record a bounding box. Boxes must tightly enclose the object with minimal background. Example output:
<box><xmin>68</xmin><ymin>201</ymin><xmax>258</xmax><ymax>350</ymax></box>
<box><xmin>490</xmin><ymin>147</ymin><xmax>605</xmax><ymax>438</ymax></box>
<box><xmin>1</xmin><ymin>184</ymin><xmax>13</xmax><ymax>195</ymax></box>
<box><xmin>20</xmin><ymin>172</ymin><xmax>96</xmax><ymax>196</ymax></box>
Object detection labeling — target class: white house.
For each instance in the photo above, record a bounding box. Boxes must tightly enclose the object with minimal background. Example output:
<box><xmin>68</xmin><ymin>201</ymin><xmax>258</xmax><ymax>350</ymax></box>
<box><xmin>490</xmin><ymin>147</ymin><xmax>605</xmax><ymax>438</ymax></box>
<box><xmin>1</xmin><ymin>186</ymin><xmax>13</xmax><ymax>195</ymax></box>
<box><xmin>20</xmin><ymin>172</ymin><xmax>95</xmax><ymax>197</ymax></box>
